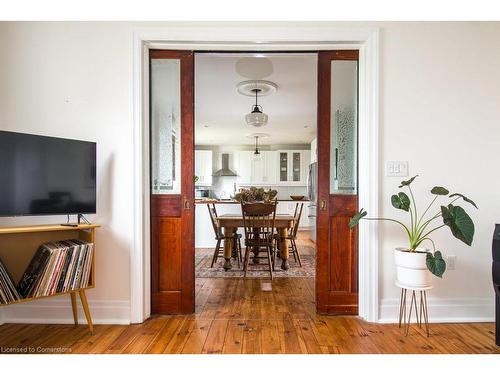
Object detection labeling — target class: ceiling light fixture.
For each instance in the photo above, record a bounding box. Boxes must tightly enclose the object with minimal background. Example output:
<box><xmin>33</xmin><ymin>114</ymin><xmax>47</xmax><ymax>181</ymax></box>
<box><xmin>245</xmin><ymin>88</ymin><xmax>268</xmax><ymax>127</ymax></box>
<box><xmin>254</xmin><ymin>136</ymin><xmax>261</xmax><ymax>155</ymax></box>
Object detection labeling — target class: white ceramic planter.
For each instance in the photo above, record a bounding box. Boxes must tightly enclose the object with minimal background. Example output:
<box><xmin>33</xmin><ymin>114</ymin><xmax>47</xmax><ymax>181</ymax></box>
<box><xmin>394</xmin><ymin>248</ymin><xmax>432</xmax><ymax>288</ymax></box>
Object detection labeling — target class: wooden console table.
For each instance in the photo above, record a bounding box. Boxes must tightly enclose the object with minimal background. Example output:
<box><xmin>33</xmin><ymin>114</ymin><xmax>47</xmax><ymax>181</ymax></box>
<box><xmin>0</xmin><ymin>224</ymin><xmax>100</xmax><ymax>334</ymax></box>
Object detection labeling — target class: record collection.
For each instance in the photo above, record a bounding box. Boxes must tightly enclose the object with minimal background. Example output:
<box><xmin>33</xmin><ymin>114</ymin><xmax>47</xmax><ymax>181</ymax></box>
<box><xmin>16</xmin><ymin>239</ymin><xmax>94</xmax><ymax>300</ymax></box>
<box><xmin>0</xmin><ymin>257</ymin><xmax>21</xmax><ymax>304</ymax></box>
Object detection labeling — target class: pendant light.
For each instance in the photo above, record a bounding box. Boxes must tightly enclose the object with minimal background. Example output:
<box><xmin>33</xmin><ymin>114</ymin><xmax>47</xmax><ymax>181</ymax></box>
<box><xmin>254</xmin><ymin>136</ymin><xmax>261</xmax><ymax>155</ymax></box>
<box><xmin>245</xmin><ymin>88</ymin><xmax>268</xmax><ymax>127</ymax></box>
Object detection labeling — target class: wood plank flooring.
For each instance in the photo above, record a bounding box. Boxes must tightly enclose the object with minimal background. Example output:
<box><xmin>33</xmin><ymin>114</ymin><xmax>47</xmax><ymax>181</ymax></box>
<box><xmin>0</xmin><ymin>277</ymin><xmax>498</xmax><ymax>354</ymax></box>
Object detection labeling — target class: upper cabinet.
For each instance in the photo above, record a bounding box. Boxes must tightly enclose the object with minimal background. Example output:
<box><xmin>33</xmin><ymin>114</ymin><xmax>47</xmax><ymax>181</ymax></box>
<box><xmin>277</xmin><ymin>150</ymin><xmax>310</xmax><ymax>186</ymax></box>
<box><xmin>195</xmin><ymin>150</ymin><xmax>213</xmax><ymax>186</ymax></box>
<box><xmin>234</xmin><ymin>151</ymin><xmax>252</xmax><ymax>184</ymax></box>
<box><xmin>235</xmin><ymin>150</ymin><xmax>277</xmax><ymax>185</ymax></box>
<box><xmin>252</xmin><ymin>151</ymin><xmax>277</xmax><ymax>185</ymax></box>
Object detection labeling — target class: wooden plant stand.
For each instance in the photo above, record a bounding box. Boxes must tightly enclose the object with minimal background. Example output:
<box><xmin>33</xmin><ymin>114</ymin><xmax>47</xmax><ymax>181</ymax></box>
<box><xmin>0</xmin><ymin>224</ymin><xmax>100</xmax><ymax>334</ymax></box>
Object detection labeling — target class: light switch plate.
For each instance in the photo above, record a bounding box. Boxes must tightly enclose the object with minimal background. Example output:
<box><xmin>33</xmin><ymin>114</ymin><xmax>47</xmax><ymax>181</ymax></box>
<box><xmin>446</xmin><ymin>255</ymin><xmax>457</xmax><ymax>270</ymax></box>
<box><xmin>386</xmin><ymin>161</ymin><xmax>409</xmax><ymax>177</ymax></box>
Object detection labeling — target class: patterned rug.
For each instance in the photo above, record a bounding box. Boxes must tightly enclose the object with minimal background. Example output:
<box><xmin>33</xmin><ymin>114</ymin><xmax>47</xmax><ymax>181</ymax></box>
<box><xmin>195</xmin><ymin>248</ymin><xmax>316</xmax><ymax>278</ymax></box>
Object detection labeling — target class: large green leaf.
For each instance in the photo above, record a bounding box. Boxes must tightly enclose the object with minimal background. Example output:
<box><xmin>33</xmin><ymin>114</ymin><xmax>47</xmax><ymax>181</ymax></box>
<box><xmin>440</xmin><ymin>204</ymin><xmax>475</xmax><ymax>246</ymax></box>
<box><xmin>431</xmin><ymin>186</ymin><xmax>449</xmax><ymax>195</ymax></box>
<box><xmin>349</xmin><ymin>209</ymin><xmax>367</xmax><ymax>229</ymax></box>
<box><xmin>398</xmin><ymin>175</ymin><xmax>418</xmax><ymax>188</ymax></box>
<box><xmin>426</xmin><ymin>251</ymin><xmax>446</xmax><ymax>278</ymax></box>
<box><xmin>391</xmin><ymin>192</ymin><xmax>410</xmax><ymax>212</ymax></box>
<box><xmin>449</xmin><ymin>193</ymin><xmax>478</xmax><ymax>209</ymax></box>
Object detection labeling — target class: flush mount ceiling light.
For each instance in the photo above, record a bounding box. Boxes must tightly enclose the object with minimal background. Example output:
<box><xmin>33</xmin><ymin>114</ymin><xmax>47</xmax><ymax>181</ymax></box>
<box><xmin>235</xmin><ymin>57</ymin><xmax>274</xmax><ymax>79</ymax></box>
<box><xmin>245</xmin><ymin>88</ymin><xmax>268</xmax><ymax>127</ymax></box>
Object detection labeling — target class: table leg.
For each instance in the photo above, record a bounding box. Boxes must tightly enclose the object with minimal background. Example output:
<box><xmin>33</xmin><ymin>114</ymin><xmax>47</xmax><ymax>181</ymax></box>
<box><xmin>223</xmin><ymin>226</ymin><xmax>233</xmax><ymax>271</ymax></box>
<box><xmin>279</xmin><ymin>228</ymin><xmax>289</xmax><ymax>270</ymax></box>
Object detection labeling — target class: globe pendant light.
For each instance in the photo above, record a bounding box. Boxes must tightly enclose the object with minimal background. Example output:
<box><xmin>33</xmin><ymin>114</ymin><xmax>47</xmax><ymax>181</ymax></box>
<box><xmin>245</xmin><ymin>88</ymin><xmax>268</xmax><ymax>127</ymax></box>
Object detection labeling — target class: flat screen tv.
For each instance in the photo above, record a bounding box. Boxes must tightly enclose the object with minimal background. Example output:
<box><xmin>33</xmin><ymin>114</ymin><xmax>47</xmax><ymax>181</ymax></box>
<box><xmin>0</xmin><ymin>131</ymin><xmax>96</xmax><ymax>217</ymax></box>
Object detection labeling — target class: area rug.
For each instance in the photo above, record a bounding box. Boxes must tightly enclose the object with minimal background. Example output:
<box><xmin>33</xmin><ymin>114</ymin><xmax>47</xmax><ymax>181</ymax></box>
<box><xmin>195</xmin><ymin>248</ymin><xmax>316</xmax><ymax>278</ymax></box>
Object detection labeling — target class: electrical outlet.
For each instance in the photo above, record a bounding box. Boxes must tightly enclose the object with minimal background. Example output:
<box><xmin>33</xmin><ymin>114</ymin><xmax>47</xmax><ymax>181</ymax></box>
<box><xmin>386</xmin><ymin>161</ymin><xmax>409</xmax><ymax>177</ymax></box>
<box><xmin>446</xmin><ymin>255</ymin><xmax>457</xmax><ymax>270</ymax></box>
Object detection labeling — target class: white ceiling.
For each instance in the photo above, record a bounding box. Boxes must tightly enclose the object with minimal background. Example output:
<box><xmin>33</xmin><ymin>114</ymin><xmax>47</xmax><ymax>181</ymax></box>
<box><xmin>195</xmin><ymin>53</ymin><xmax>317</xmax><ymax>146</ymax></box>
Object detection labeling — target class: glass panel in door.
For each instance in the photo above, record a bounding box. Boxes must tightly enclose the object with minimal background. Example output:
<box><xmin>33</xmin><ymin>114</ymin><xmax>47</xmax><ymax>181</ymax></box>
<box><xmin>292</xmin><ymin>152</ymin><xmax>301</xmax><ymax>182</ymax></box>
<box><xmin>150</xmin><ymin>59</ymin><xmax>181</xmax><ymax>194</ymax></box>
<box><xmin>330</xmin><ymin>60</ymin><xmax>358</xmax><ymax>195</ymax></box>
<box><xmin>279</xmin><ymin>152</ymin><xmax>288</xmax><ymax>182</ymax></box>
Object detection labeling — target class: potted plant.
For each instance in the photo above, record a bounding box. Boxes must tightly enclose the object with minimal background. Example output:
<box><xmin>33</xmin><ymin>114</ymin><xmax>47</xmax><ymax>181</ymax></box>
<box><xmin>233</xmin><ymin>187</ymin><xmax>278</xmax><ymax>202</ymax></box>
<box><xmin>349</xmin><ymin>175</ymin><xmax>477</xmax><ymax>287</ymax></box>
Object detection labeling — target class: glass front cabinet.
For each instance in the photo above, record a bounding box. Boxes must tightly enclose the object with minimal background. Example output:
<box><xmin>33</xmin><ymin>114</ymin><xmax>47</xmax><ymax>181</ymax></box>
<box><xmin>277</xmin><ymin>150</ymin><xmax>310</xmax><ymax>186</ymax></box>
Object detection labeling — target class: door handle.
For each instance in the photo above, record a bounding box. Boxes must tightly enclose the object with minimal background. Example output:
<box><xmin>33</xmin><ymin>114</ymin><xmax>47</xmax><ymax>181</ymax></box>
<box><xmin>320</xmin><ymin>199</ymin><xmax>327</xmax><ymax>211</ymax></box>
<box><xmin>184</xmin><ymin>199</ymin><xmax>191</xmax><ymax>210</ymax></box>
<box><xmin>334</xmin><ymin>148</ymin><xmax>338</xmax><ymax>180</ymax></box>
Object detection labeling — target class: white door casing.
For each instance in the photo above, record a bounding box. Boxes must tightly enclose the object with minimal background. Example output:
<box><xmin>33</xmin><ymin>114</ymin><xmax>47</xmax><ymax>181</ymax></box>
<box><xmin>132</xmin><ymin>24</ymin><xmax>379</xmax><ymax>323</ymax></box>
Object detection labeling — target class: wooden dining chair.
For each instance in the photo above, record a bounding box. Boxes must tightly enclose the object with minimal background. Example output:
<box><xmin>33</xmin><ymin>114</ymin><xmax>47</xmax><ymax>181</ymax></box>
<box><xmin>275</xmin><ymin>202</ymin><xmax>304</xmax><ymax>267</ymax></box>
<box><xmin>240</xmin><ymin>199</ymin><xmax>278</xmax><ymax>280</ymax></box>
<box><xmin>207</xmin><ymin>204</ymin><xmax>242</xmax><ymax>268</ymax></box>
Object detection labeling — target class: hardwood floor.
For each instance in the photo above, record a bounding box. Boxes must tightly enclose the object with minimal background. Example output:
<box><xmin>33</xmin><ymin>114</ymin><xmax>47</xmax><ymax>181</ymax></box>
<box><xmin>0</xmin><ymin>277</ymin><xmax>498</xmax><ymax>354</ymax></box>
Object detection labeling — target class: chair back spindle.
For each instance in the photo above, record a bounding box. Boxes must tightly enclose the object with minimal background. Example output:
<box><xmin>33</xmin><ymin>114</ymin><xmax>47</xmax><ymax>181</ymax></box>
<box><xmin>241</xmin><ymin>200</ymin><xmax>278</xmax><ymax>246</ymax></box>
<box><xmin>207</xmin><ymin>204</ymin><xmax>222</xmax><ymax>238</ymax></box>
<box><xmin>291</xmin><ymin>203</ymin><xmax>304</xmax><ymax>239</ymax></box>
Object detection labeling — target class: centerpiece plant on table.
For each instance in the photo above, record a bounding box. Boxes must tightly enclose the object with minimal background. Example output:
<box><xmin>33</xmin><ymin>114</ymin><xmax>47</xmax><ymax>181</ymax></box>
<box><xmin>349</xmin><ymin>175</ymin><xmax>477</xmax><ymax>287</ymax></box>
<box><xmin>233</xmin><ymin>187</ymin><xmax>278</xmax><ymax>202</ymax></box>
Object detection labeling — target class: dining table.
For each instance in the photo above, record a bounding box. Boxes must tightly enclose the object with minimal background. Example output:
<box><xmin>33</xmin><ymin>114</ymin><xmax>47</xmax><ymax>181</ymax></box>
<box><xmin>216</xmin><ymin>213</ymin><xmax>295</xmax><ymax>271</ymax></box>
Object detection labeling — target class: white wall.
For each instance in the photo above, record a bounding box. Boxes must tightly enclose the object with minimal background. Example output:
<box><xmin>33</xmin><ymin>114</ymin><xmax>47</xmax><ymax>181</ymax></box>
<box><xmin>0</xmin><ymin>22</ymin><xmax>499</xmax><ymax>324</ymax></box>
<box><xmin>377</xmin><ymin>22</ymin><xmax>500</xmax><ymax>321</ymax></box>
<box><xmin>0</xmin><ymin>22</ymin><xmax>133</xmax><ymax>323</ymax></box>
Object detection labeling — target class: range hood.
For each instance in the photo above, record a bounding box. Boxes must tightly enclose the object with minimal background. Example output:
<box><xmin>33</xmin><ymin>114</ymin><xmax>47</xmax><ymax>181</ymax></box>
<box><xmin>213</xmin><ymin>153</ymin><xmax>238</xmax><ymax>177</ymax></box>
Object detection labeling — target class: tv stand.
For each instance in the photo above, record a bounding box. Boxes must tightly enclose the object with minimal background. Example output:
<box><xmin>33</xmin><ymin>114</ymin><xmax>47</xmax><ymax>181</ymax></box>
<box><xmin>0</xmin><ymin>223</ymin><xmax>100</xmax><ymax>333</ymax></box>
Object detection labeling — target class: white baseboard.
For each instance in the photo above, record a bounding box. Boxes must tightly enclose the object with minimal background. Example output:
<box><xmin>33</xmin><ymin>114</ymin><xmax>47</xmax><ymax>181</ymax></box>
<box><xmin>2</xmin><ymin>296</ymin><xmax>493</xmax><ymax>326</ymax></box>
<box><xmin>0</xmin><ymin>298</ymin><xmax>130</xmax><ymax>325</ymax></box>
<box><xmin>378</xmin><ymin>297</ymin><xmax>495</xmax><ymax>323</ymax></box>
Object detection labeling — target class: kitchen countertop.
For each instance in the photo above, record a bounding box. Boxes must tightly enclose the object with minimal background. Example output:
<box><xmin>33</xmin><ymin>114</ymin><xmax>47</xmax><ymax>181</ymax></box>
<box><xmin>195</xmin><ymin>199</ymin><xmax>310</xmax><ymax>204</ymax></box>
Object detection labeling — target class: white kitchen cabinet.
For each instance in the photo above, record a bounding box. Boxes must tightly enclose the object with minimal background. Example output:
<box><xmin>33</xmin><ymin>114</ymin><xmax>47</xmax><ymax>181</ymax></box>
<box><xmin>265</xmin><ymin>151</ymin><xmax>278</xmax><ymax>184</ymax></box>
<box><xmin>236</xmin><ymin>150</ymin><xmax>277</xmax><ymax>185</ymax></box>
<box><xmin>276</xmin><ymin>201</ymin><xmax>310</xmax><ymax>229</ymax></box>
<box><xmin>235</xmin><ymin>151</ymin><xmax>253</xmax><ymax>184</ymax></box>
<box><xmin>300</xmin><ymin>204</ymin><xmax>310</xmax><ymax>228</ymax></box>
<box><xmin>251</xmin><ymin>151</ymin><xmax>277</xmax><ymax>185</ymax></box>
<box><xmin>195</xmin><ymin>150</ymin><xmax>213</xmax><ymax>186</ymax></box>
<box><xmin>277</xmin><ymin>150</ymin><xmax>310</xmax><ymax>186</ymax></box>
<box><xmin>195</xmin><ymin>203</ymin><xmax>216</xmax><ymax>248</ymax></box>
<box><xmin>276</xmin><ymin>200</ymin><xmax>290</xmax><ymax>215</ymax></box>
<box><xmin>195</xmin><ymin>203</ymin><xmax>243</xmax><ymax>248</ymax></box>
